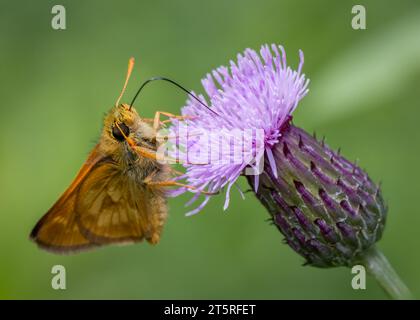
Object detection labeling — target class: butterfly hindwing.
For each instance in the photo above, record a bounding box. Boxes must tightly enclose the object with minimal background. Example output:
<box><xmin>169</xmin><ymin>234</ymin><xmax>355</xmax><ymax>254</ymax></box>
<box><xmin>75</xmin><ymin>161</ymin><xmax>148</xmax><ymax>244</ymax></box>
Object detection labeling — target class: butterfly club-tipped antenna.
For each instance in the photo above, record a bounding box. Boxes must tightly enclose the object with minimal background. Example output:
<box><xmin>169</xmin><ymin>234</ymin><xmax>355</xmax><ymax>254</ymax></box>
<box><xmin>129</xmin><ymin>76</ymin><xmax>219</xmax><ymax>116</ymax></box>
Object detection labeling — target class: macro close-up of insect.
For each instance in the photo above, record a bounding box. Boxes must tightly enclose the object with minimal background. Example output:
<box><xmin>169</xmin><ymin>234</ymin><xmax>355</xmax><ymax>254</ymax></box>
<box><xmin>1</xmin><ymin>0</ymin><xmax>420</xmax><ymax>307</ymax></box>
<box><xmin>30</xmin><ymin>58</ymin><xmax>202</xmax><ymax>253</ymax></box>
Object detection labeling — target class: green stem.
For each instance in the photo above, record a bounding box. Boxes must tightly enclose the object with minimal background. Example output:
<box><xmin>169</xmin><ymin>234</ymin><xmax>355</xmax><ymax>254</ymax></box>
<box><xmin>358</xmin><ymin>246</ymin><xmax>413</xmax><ymax>300</ymax></box>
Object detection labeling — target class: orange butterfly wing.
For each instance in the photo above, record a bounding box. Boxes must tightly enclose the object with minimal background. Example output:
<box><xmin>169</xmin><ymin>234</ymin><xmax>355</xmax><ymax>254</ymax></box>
<box><xmin>30</xmin><ymin>144</ymin><xmax>167</xmax><ymax>254</ymax></box>
<box><xmin>30</xmin><ymin>145</ymin><xmax>104</xmax><ymax>253</ymax></box>
<box><xmin>75</xmin><ymin>160</ymin><xmax>148</xmax><ymax>244</ymax></box>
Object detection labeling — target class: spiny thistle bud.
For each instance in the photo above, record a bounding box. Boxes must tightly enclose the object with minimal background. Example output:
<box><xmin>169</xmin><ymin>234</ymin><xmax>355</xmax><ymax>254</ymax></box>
<box><xmin>246</xmin><ymin>121</ymin><xmax>387</xmax><ymax>267</ymax></box>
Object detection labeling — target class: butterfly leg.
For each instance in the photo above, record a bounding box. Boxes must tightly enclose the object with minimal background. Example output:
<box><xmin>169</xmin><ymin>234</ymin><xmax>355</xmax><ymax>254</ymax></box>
<box><xmin>141</xmin><ymin>118</ymin><xmax>166</xmax><ymax>128</ymax></box>
<box><xmin>140</xmin><ymin>112</ymin><xmax>193</xmax><ymax>131</ymax></box>
<box><xmin>146</xmin><ymin>180</ymin><xmax>218</xmax><ymax>195</ymax></box>
<box><xmin>152</xmin><ymin>111</ymin><xmax>195</xmax><ymax>131</ymax></box>
<box><xmin>143</xmin><ymin>118</ymin><xmax>184</xmax><ymax>126</ymax></box>
<box><xmin>168</xmin><ymin>167</ymin><xmax>184</xmax><ymax>176</ymax></box>
<box><xmin>128</xmin><ymin>141</ymin><xmax>182</xmax><ymax>164</ymax></box>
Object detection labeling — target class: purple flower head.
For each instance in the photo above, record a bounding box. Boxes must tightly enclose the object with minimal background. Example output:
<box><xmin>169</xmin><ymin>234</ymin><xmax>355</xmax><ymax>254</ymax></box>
<box><xmin>169</xmin><ymin>44</ymin><xmax>309</xmax><ymax>215</ymax></box>
<box><xmin>166</xmin><ymin>44</ymin><xmax>395</xmax><ymax>289</ymax></box>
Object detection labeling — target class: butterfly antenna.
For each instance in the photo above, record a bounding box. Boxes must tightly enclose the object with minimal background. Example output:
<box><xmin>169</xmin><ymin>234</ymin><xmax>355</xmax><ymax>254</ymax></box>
<box><xmin>115</xmin><ymin>57</ymin><xmax>135</xmax><ymax>107</ymax></box>
<box><xmin>129</xmin><ymin>76</ymin><xmax>219</xmax><ymax>116</ymax></box>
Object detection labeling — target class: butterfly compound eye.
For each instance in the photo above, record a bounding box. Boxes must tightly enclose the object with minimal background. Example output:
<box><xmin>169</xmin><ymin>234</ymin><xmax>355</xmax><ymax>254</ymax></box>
<box><xmin>112</xmin><ymin>122</ymin><xmax>130</xmax><ymax>141</ymax></box>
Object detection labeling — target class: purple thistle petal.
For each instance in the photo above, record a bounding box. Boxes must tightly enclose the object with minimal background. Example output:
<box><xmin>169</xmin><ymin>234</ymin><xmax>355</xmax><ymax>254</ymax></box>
<box><xmin>185</xmin><ymin>192</ymin><xmax>201</xmax><ymax>207</ymax></box>
<box><xmin>223</xmin><ymin>181</ymin><xmax>235</xmax><ymax>211</ymax></box>
<box><xmin>234</xmin><ymin>183</ymin><xmax>246</xmax><ymax>200</ymax></box>
<box><xmin>186</xmin><ymin>196</ymin><xmax>211</xmax><ymax>216</ymax></box>
<box><xmin>253</xmin><ymin>173</ymin><xmax>260</xmax><ymax>193</ymax></box>
<box><xmin>167</xmin><ymin>187</ymin><xmax>188</xmax><ymax>198</ymax></box>
<box><xmin>170</xmin><ymin>44</ymin><xmax>309</xmax><ymax>213</ymax></box>
<box><xmin>266</xmin><ymin>148</ymin><xmax>278</xmax><ymax>179</ymax></box>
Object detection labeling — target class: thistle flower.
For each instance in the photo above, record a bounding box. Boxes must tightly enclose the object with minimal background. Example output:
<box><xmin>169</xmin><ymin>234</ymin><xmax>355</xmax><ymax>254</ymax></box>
<box><xmin>170</xmin><ymin>44</ymin><xmax>412</xmax><ymax>299</ymax></box>
<box><xmin>171</xmin><ymin>44</ymin><xmax>309</xmax><ymax>214</ymax></box>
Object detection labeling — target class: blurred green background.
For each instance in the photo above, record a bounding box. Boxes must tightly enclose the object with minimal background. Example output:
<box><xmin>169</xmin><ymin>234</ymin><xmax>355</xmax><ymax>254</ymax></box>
<box><xmin>0</xmin><ymin>0</ymin><xmax>419</xmax><ymax>299</ymax></box>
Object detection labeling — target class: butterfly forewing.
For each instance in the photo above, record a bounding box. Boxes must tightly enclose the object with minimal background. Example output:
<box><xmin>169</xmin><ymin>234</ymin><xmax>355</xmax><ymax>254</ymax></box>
<box><xmin>30</xmin><ymin>145</ymin><xmax>104</xmax><ymax>253</ymax></box>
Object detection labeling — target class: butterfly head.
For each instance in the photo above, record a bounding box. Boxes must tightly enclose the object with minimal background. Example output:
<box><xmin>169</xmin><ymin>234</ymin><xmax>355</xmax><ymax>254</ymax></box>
<box><xmin>101</xmin><ymin>103</ymin><xmax>155</xmax><ymax>151</ymax></box>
